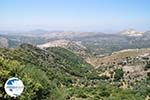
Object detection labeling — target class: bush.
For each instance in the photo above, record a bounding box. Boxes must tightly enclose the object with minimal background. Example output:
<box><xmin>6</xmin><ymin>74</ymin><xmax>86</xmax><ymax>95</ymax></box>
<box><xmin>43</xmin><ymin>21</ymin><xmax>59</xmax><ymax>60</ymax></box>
<box><xmin>114</xmin><ymin>68</ymin><xmax>124</xmax><ymax>81</ymax></box>
<box><xmin>145</xmin><ymin>64</ymin><xmax>150</xmax><ymax>70</ymax></box>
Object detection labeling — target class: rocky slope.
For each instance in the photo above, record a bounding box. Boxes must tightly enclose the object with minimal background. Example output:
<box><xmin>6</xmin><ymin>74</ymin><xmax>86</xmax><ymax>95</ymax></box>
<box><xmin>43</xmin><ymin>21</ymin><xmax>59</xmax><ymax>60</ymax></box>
<box><xmin>0</xmin><ymin>37</ymin><xmax>9</xmax><ymax>48</ymax></box>
<box><xmin>37</xmin><ymin>39</ymin><xmax>89</xmax><ymax>58</ymax></box>
<box><xmin>87</xmin><ymin>48</ymin><xmax>150</xmax><ymax>90</ymax></box>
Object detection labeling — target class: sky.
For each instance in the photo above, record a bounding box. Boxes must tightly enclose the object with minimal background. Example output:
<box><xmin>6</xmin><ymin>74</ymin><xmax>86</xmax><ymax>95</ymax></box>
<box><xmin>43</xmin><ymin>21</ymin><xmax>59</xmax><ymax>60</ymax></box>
<box><xmin>0</xmin><ymin>0</ymin><xmax>150</xmax><ymax>32</ymax></box>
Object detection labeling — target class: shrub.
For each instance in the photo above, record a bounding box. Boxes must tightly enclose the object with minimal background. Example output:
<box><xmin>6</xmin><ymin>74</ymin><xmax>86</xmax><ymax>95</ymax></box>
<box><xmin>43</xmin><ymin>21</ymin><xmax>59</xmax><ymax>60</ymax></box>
<box><xmin>114</xmin><ymin>68</ymin><xmax>124</xmax><ymax>81</ymax></box>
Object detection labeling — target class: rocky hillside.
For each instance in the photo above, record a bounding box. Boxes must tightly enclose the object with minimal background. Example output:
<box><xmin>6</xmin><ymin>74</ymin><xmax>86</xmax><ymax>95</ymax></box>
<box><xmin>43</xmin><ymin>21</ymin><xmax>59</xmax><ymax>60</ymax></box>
<box><xmin>37</xmin><ymin>39</ymin><xmax>89</xmax><ymax>58</ymax></box>
<box><xmin>0</xmin><ymin>37</ymin><xmax>9</xmax><ymax>48</ymax></box>
<box><xmin>87</xmin><ymin>48</ymin><xmax>150</xmax><ymax>90</ymax></box>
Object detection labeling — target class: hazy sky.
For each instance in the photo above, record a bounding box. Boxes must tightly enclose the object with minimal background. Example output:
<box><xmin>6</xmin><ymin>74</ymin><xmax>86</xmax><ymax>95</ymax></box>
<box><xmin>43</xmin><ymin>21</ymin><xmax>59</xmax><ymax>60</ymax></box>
<box><xmin>0</xmin><ymin>0</ymin><xmax>150</xmax><ymax>32</ymax></box>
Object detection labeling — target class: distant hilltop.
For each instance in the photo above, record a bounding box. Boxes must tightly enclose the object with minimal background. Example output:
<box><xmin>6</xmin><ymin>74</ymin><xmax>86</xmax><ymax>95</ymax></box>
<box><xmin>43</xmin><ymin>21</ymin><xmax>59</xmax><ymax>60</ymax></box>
<box><xmin>119</xmin><ymin>28</ymin><xmax>144</xmax><ymax>37</ymax></box>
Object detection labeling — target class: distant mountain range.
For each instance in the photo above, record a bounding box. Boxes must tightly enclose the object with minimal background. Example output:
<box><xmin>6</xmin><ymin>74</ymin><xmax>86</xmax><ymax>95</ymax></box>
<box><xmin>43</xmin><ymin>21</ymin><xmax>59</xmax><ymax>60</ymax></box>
<box><xmin>0</xmin><ymin>28</ymin><xmax>150</xmax><ymax>56</ymax></box>
<box><xmin>0</xmin><ymin>29</ymin><xmax>150</xmax><ymax>99</ymax></box>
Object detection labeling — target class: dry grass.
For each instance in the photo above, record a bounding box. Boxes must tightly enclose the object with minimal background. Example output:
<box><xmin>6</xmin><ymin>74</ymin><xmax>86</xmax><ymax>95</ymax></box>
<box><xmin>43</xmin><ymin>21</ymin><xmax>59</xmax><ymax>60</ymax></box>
<box><xmin>87</xmin><ymin>48</ymin><xmax>150</xmax><ymax>67</ymax></box>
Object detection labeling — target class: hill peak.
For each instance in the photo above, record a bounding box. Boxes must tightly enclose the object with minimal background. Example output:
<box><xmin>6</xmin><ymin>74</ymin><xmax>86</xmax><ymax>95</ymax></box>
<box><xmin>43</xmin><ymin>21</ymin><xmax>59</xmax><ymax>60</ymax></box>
<box><xmin>120</xmin><ymin>28</ymin><xmax>144</xmax><ymax>36</ymax></box>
